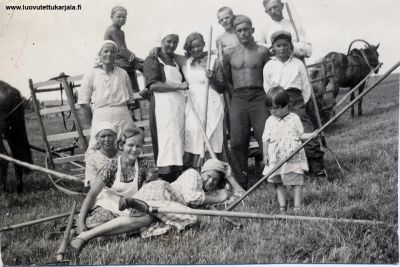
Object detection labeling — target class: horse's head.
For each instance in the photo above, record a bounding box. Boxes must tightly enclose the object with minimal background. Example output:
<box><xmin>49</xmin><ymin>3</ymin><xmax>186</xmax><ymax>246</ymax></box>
<box><xmin>362</xmin><ymin>43</ymin><xmax>380</xmax><ymax>73</ymax></box>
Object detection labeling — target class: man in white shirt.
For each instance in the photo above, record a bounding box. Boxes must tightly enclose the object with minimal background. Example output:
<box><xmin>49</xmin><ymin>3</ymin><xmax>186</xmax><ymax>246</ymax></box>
<box><xmin>257</xmin><ymin>0</ymin><xmax>312</xmax><ymax>59</ymax></box>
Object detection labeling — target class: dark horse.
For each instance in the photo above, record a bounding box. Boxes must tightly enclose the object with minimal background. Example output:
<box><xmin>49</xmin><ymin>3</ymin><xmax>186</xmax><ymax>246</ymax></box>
<box><xmin>0</xmin><ymin>80</ymin><xmax>33</xmax><ymax>193</ymax></box>
<box><xmin>319</xmin><ymin>40</ymin><xmax>380</xmax><ymax>117</ymax></box>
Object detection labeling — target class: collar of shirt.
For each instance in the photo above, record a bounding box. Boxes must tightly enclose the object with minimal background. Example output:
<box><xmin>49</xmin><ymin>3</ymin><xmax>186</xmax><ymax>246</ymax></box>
<box><xmin>96</xmin><ymin>65</ymin><xmax>116</xmax><ymax>75</ymax></box>
<box><xmin>271</xmin><ymin>55</ymin><xmax>294</xmax><ymax>65</ymax></box>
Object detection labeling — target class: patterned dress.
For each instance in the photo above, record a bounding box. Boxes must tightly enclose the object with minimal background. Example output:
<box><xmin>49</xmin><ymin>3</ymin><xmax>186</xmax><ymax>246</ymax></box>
<box><xmin>134</xmin><ymin>168</ymin><xmax>206</xmax><ymax>237</ymax></box>
<box><xmin>262</xmin><ymin>112</ymin><xmax>308</xmax><ymax>178</ymax></box>
<box><xmin>84</xmin><ymin>150</ymin><xmax>119</xmax><ymax>187</ymax></box>
<box><xmin>85</xmin><ymin>157</ymin><xmax>157</xmax><ymax>226</ymax></box>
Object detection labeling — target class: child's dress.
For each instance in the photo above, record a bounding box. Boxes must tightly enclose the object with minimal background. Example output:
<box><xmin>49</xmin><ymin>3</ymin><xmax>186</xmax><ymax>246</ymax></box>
<box><xmin>262</xmin><ymin>112</ymin><xmax>308</xmax><ymax>184</ymax></box>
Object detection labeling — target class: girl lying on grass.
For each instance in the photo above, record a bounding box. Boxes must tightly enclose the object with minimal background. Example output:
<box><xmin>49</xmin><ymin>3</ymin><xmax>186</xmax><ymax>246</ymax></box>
<box><xmin>263</xmin><ymin>86</ymin><xmax>317</xmax><ymax>212</ymax></box>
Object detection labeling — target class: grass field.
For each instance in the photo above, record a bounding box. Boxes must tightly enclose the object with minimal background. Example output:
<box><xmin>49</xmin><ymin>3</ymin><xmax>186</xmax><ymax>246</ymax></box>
<box><xmin>0</xmin><ymin>73</ymin><xmax>398</xmax><ymax>265</ymax></box>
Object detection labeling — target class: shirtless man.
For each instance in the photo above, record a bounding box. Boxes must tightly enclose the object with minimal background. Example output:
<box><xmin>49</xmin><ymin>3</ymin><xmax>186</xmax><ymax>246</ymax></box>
<box><xmin>223</xmin><ymin>15</ymin><xmax>270</xmax><ymax>189</ymax></box>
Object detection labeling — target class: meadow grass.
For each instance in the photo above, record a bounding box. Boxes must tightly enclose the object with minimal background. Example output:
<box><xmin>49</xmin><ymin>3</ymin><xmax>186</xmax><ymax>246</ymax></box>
<box><xmin>0</xmin><ymin>74</ymin><xmax>398</xmax><ymax>265</ymax></box>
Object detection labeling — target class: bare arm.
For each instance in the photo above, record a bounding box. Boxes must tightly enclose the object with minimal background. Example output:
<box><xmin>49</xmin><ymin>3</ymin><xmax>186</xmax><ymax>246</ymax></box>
<box><xmin>224</xmin><ymin>164</ymin><xmax>246</xmax><ymax>193</ymax></box>
<box><xmin>149</xmin><ymin>81</ymin><xmax>189</xmax><ymax>93</ymax></box>
<box><xmin>78</xmin><ymin>104</ymin><xmax>92</xmax><ymax>130</ymax></box>
<box><xmin>203</xmin><ymin>190</ymin><xmax>229</xmax><ymax>205</ymax></box>
<box><xmin>76</xmin><ymin>178</ymin><xmax>105</xmax><ymax>234</ymax></box>
<box><xmin>301</xmin><ymin>131</ymin><xmax>318</xmax><ymax>141</ymax></box>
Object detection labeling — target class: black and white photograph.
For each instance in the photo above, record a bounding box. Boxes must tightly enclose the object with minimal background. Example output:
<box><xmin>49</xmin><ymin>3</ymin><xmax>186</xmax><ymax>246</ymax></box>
<box><xmin>0</xmin><ymin>0</ymin><xmax>398</xmax><ymax>265</ymax></box>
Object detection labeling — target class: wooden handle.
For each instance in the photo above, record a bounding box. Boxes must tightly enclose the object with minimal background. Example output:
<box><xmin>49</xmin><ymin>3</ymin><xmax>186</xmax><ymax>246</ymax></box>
<box><xmin>56</xmin><ymin>201</ymin><xmax>77</xmax><ymax>261</ymax></box>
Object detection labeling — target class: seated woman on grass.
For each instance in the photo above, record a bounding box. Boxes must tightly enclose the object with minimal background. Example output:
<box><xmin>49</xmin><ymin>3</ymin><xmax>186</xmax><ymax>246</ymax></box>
<box><xmin>71</xmin><ymin>145</ymin><xmax>243</xmax><ymax>253</ymax></box>
<box><xmin>71</xmin><ymin>124</ymin><xmax>156</xmax><ymax>252</ymax></box>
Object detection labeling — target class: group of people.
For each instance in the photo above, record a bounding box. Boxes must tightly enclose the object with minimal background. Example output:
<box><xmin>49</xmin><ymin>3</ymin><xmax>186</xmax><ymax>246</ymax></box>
<box><xmin>72</xmin><ymin>0</ymin><xmax>328</xmax><ymax>253</ymax></box>
<box><xmin>72</xmin><ymin>121</ymin><xmax>242</xmax><ymax>252</ymax></box>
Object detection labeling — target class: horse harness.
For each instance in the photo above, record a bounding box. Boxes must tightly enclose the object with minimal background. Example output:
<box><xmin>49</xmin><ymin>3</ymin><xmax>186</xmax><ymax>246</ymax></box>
<box><xmin>347</xmin><ymin>49</ymin><xmax>376</xmax><ymax>72</ymax></box>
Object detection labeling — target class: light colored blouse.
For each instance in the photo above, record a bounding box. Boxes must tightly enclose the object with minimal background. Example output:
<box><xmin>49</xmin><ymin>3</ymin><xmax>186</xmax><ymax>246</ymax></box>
<box><xmin>78</xmin><ymin>66</ymin><xmax>134</xmax><ymax>108</ymax></box>
<box><xmin>263</xmin><ymin>56</ymin><xmax>311</xmax><ymax>103</ymax></box>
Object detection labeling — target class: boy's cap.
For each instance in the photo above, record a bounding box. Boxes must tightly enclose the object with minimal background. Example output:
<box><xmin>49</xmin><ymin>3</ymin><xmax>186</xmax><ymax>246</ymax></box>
<box><xmin>233</xmin><ymin>14</ymin><xmax>252</xmax><ymax>28</ymax></box>
<box><xmin>271</xmin><ymin>30</ymin><xmax>292</xmax><ymax>44</ymax></box>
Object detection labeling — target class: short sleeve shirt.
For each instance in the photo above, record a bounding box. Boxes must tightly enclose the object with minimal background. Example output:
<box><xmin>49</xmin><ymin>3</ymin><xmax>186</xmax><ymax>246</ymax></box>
<box><xmin>78</xmin><ymin>66</ymin><xmax>134</xmax><ymax>107</ymax></box>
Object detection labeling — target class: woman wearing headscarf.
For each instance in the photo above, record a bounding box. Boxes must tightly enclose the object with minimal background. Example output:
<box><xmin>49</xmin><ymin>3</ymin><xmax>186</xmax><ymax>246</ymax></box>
<box><xmin>78</xmin><ymin>40</ymin><xmax>136</xmax><ymax>150</ymax></box>
<box><xmin>70</xmin><ymin>158</ymin><xmax>243</xmax><ymax>253</ymax></box>
<box><xmin>70</xmin><ymin>125</ymin><xmax>157</xmax><ymax>253</ymax></box>
<box><xmin>143</xmin><ymin>33</ymin><xmax>188</xmax><ymax>182</ymax></box>
<box><xmin>84</xmin><ymin>121</ymin><xmax>119</xmax><ymax>188</ymax></box>
<box><xmin>181</xmin><ymin>32</ymin><xmax>225</xmax><ymax>168</ymax></box>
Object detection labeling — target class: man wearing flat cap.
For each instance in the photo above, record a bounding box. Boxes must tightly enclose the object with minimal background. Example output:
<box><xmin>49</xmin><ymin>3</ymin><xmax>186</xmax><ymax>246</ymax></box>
<box><xmin>257</xmin><ymin>0</ymin><xmax>312</xmax><ymax>59</ymax></box>
<box><xmin>223</xmin><ymin>14</ymin><xmax>270</xmax><ymax>190</ymax></box>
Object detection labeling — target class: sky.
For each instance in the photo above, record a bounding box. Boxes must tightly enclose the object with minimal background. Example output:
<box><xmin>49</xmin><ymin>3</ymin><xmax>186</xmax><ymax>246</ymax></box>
<box><xmin>0</xmin><ymin>0</ymin><xmax>399</xmax><ymax>99</ymax></box>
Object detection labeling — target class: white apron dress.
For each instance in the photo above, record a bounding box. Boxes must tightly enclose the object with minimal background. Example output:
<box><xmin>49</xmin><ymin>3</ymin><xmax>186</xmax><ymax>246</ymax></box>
<box><xmin>184</xmin><ymin>55</ymin><xmax>224</xmax><ymax>154</ymax></box>
<box><xmin>154</xmin><ymin>57</ymin><xmax>186</xmax><ymax>168</ymax></box>
<box><xmin>94</xmin><ymin>156</ymin><xmax>139</xmax><ymax>216</ymax></box>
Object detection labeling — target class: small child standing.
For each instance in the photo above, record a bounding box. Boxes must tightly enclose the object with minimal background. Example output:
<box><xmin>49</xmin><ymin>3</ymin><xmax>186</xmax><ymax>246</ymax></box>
<box><xmin>263</xmin><ymin>86</ymin><xmax>316</xmax><ymax>212</ymax></box>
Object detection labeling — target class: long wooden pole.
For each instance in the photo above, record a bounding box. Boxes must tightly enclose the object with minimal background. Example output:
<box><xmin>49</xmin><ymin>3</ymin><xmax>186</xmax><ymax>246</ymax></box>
<box><xmin>0</xmin><ymin>153</ymin><xmax>83</xmax><ymax>183</ymax></box>
<box><xmin>147</xmin><ymin>206</ymin><xmax>389</xmax><ymax>227</ymax></box>
<box><xmin>225</xmin><ymin>61</ymin><xmax>400</xmax><ymax>211</ymax></box>
<box><xmin>0</xmin><ymin>211</ymin><xmax>78</xmax><ymax>232</ymax></box>
<box><xmin>286</xmin><ymin>2</ymin><xmax>327</xmax><ymax>147</ymax></box>
<box><xmin>185</xmin><ymin>92</ymin><xmax>243</xmax><ymax>228</ymax></box>
<box><xmin>56</xmin><ymin>201</ymin><xmax>77</xmax><ymax>261</ymax></box>
<box><xmin>29</xmin><ymin>79</ymin><xmax>55</xmax><ymax>169</ymax></box>
<box><xmin>185</xmin><ymin>92</ymin><xmax>217</xmax><ymax>159</ymax></box>
<box><xmin>199</xmin><ymin>26</ymin><xmax>213</xmax><ymax>166</ymax></box>
<box><xmin>59</xmin><ymin>74</ymin><xmax>88</xmax><ymax>150</ymax></box>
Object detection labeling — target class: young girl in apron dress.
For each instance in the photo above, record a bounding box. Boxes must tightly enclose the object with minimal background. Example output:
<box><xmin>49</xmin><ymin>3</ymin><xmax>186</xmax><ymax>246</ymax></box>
<box><xmin>182</xmin><ymin>33</ymin><xmax>225</xmax><ymax>168</ymax></box>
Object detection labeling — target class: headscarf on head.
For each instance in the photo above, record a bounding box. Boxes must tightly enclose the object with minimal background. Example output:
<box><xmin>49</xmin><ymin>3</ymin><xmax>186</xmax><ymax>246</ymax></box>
<box><xmin>233</xmin><ymin>14</ymin><xmax>252</xmax><ymax>28</ymax></box>
<box><xmin>94</xmin><ymin>40</ymin><xmax>119</xmax><ymax>67</ymax></box>
<box><xmin>201</xmin><ymin>159</ymin><xmax>227</xmax><ymax>175</ymax></box>
<box><xmin>183</xmin><ymin>32</ymin><xmax>205</xmax><ymax>58</ymax></box>
<box><xmin>111</xmin><ymin>5</ymin><xmax>127</xmax><ymax>18</ymax></box>
<box><xmin>93</xmin><ymin>121</ymin><xmax>117</xmax><ymax>139</ymax></box>
<box><xmin>90</xmin><ymin>121</ymin><xmax>117</xmax><ymax>151</ymax></box>
<box><xmin>156</xmin><ymin>29</ymin><xmax>179</xmax><ymax>46</ymax></box>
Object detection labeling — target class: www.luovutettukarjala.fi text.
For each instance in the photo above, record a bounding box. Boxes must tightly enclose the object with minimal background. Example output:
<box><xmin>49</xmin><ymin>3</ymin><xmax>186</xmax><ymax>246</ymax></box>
<box><xmin>5</xmin><ymin>4</ymin><xmax>82</xmax><ymax>11</ymax></box>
